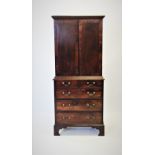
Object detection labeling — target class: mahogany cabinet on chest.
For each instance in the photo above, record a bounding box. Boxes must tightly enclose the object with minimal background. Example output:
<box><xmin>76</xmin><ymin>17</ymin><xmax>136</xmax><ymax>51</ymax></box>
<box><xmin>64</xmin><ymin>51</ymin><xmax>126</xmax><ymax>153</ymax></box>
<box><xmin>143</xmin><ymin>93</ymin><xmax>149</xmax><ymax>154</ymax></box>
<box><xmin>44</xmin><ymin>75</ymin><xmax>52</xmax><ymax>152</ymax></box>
<box><xmin>52</xmin><ymin>16</ymin><xmax>105</xmax><ymax>136</ymax></box>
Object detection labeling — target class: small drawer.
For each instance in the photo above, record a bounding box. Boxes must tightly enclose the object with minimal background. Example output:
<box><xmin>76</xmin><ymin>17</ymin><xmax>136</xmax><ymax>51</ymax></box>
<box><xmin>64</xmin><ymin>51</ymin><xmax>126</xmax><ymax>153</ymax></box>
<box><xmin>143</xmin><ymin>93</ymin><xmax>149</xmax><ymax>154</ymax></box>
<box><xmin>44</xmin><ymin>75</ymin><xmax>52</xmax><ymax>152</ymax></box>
<box><xmin>79</xmin><ymin>80</ymin><xmax>103</xmax><ymax>88</ymax></box>
<box><xmin>55</xmin><ymin>80</ymin><xmax>77</xmax><ymax>88</ymax></box>
<box><xmin>55</xmin><ymin>88</ymin><xmax>103</xmax><ymax>99</ymax></box>
<box><xmin>56</xmin><ymin>100</ymin><xmax>102</xmax><ymax>111</ymax></box>
<box><xmin>56</xmin><ymin>112</ymin><xmax>102</xmax><ymax>124</ymax></box>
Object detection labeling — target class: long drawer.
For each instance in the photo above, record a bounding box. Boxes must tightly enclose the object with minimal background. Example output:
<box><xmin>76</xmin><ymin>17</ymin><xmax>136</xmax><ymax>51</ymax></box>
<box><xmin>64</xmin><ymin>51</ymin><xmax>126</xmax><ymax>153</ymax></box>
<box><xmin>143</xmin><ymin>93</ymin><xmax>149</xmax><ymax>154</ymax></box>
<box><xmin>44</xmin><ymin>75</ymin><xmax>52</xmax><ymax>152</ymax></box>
<box><xmin>56</xmin><ymin>112</ymin><xmax>102</xmax><ymax>124</ymax></box>
<box><xmin>55</xmin><ymin>88</ymin><xmax>103</xmax><ymax>99</ymax></box>
<box><xmin>56</xmin><ymin>100</ymin><xmax>102</xmax><ymax>111</ymax></box>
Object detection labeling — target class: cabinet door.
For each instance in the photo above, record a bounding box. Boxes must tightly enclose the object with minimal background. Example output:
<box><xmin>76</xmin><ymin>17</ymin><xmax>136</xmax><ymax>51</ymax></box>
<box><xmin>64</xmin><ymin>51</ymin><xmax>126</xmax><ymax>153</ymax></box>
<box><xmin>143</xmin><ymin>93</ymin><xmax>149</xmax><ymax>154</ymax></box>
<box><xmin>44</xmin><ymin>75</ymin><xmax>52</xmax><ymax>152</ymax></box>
<box><xmin>79</xmin><ymin>19</ymin><xmax>102</xmax><ymax>75</ymax></box>
<box><xmin>54</xmin><ymin>20</ymin><xmax>79</xmax><ymax>75</ymax></box>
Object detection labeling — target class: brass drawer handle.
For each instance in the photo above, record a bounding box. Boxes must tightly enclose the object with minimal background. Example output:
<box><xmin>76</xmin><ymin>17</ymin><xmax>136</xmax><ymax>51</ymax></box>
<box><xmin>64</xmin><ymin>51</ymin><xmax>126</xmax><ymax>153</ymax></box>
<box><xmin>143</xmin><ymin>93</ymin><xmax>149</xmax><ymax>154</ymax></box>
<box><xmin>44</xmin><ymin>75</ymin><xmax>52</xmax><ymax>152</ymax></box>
<box><xmin>61</xmin><ymin>81</ymin><xmax>71</xmax><ymax>86</ymax></box>
<box><xmin>62</xmin><ymin>116</ymin><xmax>71</xmax><ymax>120</ymax></box>
<box><xmin>87</xmin><ymin>116</ymin><xmax>95</xmax><ymax>120</ymax></box>
<box><xmin>86</xmin><ymin>81</ymin><xmax>90</xmax><ymax>85</ymax></box>
<box><xmin>86</xmin><ymin>81</ymin><xmax>96</xmax><ymax>86</ymax></box>
<box><xmin>92</xmin><ymin>103</ymin><xmax>96</xmax><ymax>107</ymax></box>
<box><xmin>62</xmin><ymin>91</ymin><xmax>71</xmax><ymax>96</ymax></box>
<box><xmin>86</xmin><ymin>103</ymin><xmax>96</xmax><ymax>108</ymax></box>
<box><xmin>61</xmin><ymin>103</ymin><xmax>71</xmax><ymax>107</ymax></box>
<box><xmin>86</xmin><ymin>103</ymin><xmax>90</xmax><ymax>107</ymax></box>
<box><xmin>87</xmin><ymin>91</ymin><xmax>96</xmax><ymax>96</ymax></box>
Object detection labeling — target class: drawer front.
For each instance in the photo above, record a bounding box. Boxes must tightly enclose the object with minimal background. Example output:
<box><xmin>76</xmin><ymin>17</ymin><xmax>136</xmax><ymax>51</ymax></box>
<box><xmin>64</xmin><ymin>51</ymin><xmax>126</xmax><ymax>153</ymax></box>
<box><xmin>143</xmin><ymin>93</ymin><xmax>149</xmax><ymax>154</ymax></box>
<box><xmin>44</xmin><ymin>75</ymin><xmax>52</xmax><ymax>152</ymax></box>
<box><xmin>55</xmin><ymin>80</ymin><xmax>77</xmax><ymax>88</ymax></box>
<box><xmin>56</xmin><ymin>100</ymin><xmax>102</xmax><ymax>111</ymax></box>
<box><xmin>79</xmin><ymin>80</ymin><xmax>103</xmax><ymax>88</ymax></box>
<box><xmin>56</xmin><ymin>112</ymin><xmax>102</xmax><ymax>124</ymax></box>
<box><xmin>55</xmin><ymin>80</ymin><xmax>103</xmax><ymax>89</ymax></box>
<box><xmin>55</xmin><ymin>88</ymin><xmax>103</xmax><ymax>99</ymax></box>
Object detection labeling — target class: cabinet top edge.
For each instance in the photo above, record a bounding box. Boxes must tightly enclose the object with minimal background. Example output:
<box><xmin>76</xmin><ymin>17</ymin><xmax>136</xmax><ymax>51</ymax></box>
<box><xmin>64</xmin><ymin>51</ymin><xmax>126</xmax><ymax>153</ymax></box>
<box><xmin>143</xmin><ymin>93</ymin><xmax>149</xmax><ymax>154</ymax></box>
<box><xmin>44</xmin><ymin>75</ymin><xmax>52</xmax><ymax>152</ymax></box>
<box><xmin>52</xmin><ymin>16</ymin><xmax>105</xmax><ymax>19</ymax></box>
<box><xmin>53</xmin><ymin>76</ymin><xmax>105</xmax><ymax>80</ymax></box>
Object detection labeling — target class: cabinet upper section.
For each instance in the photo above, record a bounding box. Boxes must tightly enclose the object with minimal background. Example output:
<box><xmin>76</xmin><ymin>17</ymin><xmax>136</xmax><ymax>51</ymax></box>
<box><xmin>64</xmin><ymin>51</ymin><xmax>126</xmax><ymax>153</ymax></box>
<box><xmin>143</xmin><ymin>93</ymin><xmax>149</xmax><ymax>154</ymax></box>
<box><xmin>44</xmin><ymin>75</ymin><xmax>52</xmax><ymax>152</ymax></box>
<box><xmin>52</xmin><ymin>16</ymin><xmax>104</xmax><ymax>76</ymax></box>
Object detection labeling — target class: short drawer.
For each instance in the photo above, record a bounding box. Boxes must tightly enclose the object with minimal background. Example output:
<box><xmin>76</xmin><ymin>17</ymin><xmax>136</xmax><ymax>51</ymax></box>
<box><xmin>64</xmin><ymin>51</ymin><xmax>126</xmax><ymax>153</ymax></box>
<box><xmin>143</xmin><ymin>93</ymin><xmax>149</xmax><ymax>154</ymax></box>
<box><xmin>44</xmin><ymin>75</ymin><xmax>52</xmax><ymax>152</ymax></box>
<box><xmin>56</xmin><ymin>100</ymin><xmax>102</xmax><ymax>111</ymax></box>
<box><xmin>79</xmin><ymin>80</ymin><xmax>103</xmax><ymax>88</ymax></box>
<box><xmin>56</xmin><ymin>112</ymin><xmax>102</xmax><ymax>124</ymax></box>
<box><xmin>55</xmin><ymin>80</ymin><xmax>77</xmax><ymax>88</ymax></box>
<box><xmin>55</xmin><ymin>88</ymin><xmax>103</xmax><ymax>99</ymax></box>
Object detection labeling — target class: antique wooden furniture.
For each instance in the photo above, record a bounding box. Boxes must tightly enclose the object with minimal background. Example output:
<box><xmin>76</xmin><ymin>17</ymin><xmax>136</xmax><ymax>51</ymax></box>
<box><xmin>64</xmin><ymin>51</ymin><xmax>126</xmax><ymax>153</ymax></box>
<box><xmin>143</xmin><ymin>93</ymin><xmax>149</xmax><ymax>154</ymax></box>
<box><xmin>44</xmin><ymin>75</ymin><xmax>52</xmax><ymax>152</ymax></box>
<box><xmin>52</xmin><ymin>16</ymin><xmax>105</xmax><ymax>136</ymax></box>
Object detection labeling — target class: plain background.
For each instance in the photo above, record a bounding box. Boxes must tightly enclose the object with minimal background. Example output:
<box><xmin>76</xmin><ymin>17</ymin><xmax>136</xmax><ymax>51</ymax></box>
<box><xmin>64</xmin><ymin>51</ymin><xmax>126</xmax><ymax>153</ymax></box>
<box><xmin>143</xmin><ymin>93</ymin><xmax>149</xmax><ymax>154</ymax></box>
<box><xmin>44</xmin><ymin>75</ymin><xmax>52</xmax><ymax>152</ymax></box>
<box><xmin>1</xmin><ymin>0</ymin><xmax>155</xmax><ymax>155</ymax></box>
<box><xmin>32</xmin><ymin>0</ymin><xmax>121</xmax><ymax>155</ymax></box>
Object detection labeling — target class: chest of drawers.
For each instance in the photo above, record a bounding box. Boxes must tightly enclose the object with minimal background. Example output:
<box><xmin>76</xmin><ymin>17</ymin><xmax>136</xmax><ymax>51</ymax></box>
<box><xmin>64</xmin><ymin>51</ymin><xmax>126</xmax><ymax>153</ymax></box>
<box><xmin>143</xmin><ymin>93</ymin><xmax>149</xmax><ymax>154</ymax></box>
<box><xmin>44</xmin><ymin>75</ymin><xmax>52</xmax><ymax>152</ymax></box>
<box><xmin>52</xmin><ymin>16</ymin><xmax>105</xmax><ymax>136</ymax></box>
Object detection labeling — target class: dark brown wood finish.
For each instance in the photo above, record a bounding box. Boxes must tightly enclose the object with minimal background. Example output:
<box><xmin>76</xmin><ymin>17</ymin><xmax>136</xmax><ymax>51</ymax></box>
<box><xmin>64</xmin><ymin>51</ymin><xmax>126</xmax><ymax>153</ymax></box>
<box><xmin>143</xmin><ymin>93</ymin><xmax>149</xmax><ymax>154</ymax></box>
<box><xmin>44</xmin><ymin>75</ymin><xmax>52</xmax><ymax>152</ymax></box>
<box><xmin>54</xmin><ymin>19</ymin><xmax>79</xmax><ymax>75</ymax></box>
<box><xmin>79</xmin><ymin>19</ymin><xmax>102</xmax><ymax>75</ymax></box>
<box><xmin>52</xmin><ymin>16</ymin><xmax>105</xmax><ymax>136</ymax></box>
<box><xmin>56</xmin><ymin>112</ymin><xmax>102</xmax><ymax>124</ymax></box>
<box><xmin>52</xmin><ymin>16</ymin><xmax>105</xmax><ymax>19</ymax></box>
<box><xmin>56</xmin><ymin>100</ymin><xmax>103</xmax><ymax>111</ymax></box>
<box><xmin>55</xmin><ymin>79</ymin><xmax>103</xmax><ymax>88</ymax></box>
<box><xmin>56</xmin><ymin>87</ymin><xmax>103</xmax><ymax>99</ymax></box>
<box><xmin>54</xmin><ymin>76</ymin><xmax>104</xmax><ymax>80</ymax></box>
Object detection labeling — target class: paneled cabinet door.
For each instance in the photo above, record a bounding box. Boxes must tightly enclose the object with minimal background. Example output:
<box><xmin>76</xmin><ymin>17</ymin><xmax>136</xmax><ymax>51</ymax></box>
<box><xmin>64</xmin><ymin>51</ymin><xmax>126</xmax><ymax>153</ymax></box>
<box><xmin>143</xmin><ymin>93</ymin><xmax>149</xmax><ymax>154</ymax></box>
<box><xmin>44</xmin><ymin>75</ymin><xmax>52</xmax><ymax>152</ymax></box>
<box><xmin>54</xmin><ymin>20</ymin><xmax>79</xmax><ymax>75</ymax></box>
<box><xmin>79</xmin><ymin>19</ymin><xmax>102</xmax><ymax>75</ymax></box>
